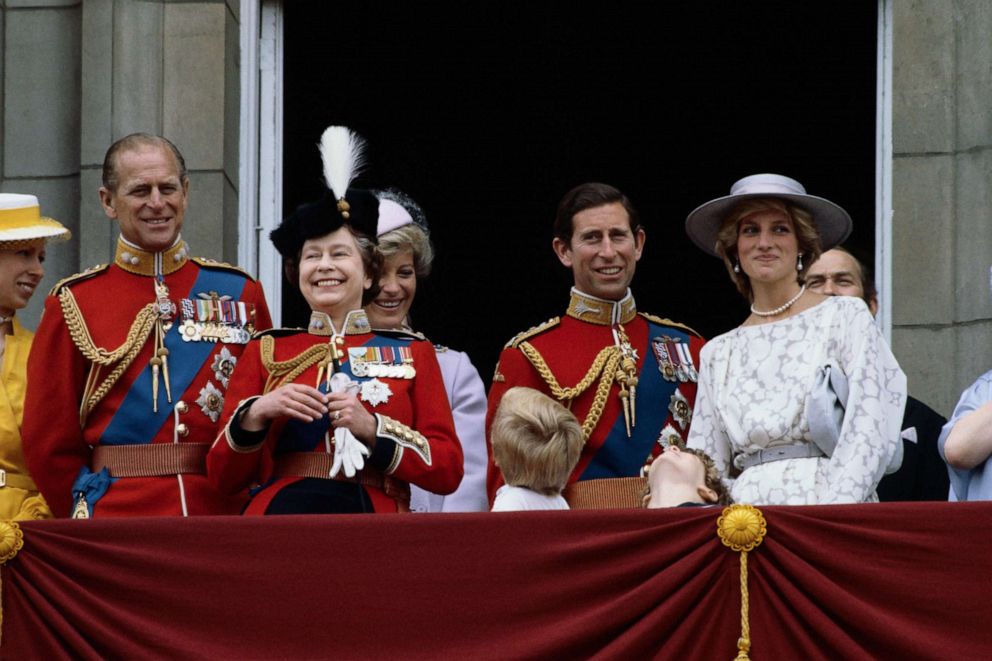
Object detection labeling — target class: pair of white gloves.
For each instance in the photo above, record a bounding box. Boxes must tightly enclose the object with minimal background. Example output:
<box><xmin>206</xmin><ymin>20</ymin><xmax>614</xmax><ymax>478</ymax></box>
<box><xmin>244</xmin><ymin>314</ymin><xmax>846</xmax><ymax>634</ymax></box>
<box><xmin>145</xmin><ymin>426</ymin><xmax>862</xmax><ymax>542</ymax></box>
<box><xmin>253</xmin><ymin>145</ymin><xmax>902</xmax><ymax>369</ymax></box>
<box><xmin>328</xmin><ymin>373</ymin><xmax>370</xmax><ymax>479</ymax></box>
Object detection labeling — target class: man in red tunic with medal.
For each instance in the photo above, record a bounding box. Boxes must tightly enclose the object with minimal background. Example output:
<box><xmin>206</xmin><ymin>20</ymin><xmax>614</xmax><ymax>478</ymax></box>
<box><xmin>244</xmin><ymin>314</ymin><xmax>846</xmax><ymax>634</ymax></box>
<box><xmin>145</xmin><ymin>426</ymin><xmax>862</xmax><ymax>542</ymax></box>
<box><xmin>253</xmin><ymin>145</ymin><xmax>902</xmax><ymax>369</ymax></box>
<box><xmin>487</xmin><ymin>183</ymin><xmax>704</xmax><ymax>505</ymax></box>
<box><xmin>23</xmin><ymin>134</ymin><xmax>271</xmax><ymax>517</ymax></box>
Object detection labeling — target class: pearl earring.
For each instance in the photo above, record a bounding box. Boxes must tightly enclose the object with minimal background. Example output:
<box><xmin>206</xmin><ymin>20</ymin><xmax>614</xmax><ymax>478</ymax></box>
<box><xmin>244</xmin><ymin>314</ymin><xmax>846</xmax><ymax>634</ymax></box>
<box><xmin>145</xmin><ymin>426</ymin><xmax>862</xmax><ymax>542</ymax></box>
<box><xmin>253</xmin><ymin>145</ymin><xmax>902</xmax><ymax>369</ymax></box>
<box><xmin>797</xmin><ymin>254</ymin><xmax>804</xmax><ymax>272</ymax></box>
<box><xmin>733</xmin><ymin>261</ymin><xmax>740</xmax><ymax>274</ymax></box>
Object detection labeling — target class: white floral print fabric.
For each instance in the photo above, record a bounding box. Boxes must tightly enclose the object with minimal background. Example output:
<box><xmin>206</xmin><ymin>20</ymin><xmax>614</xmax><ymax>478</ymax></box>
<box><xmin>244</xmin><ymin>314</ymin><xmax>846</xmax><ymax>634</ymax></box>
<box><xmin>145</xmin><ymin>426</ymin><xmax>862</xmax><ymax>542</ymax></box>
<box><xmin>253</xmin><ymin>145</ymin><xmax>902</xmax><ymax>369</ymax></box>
<box><xmin>687</xmin><ymin>296</ymin><xmax>906</xmax><ymax>505</ymax></box>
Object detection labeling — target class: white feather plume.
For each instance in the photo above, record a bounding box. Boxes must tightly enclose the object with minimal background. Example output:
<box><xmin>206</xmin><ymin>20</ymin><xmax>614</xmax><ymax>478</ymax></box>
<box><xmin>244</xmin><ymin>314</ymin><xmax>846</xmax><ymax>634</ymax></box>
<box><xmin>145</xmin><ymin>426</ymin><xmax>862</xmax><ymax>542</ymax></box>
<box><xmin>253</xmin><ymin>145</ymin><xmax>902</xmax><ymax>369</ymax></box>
<box><xmin>319</xmin><ymin>126</ymin><xmax>367</xmax><ymax>200</ymax></box>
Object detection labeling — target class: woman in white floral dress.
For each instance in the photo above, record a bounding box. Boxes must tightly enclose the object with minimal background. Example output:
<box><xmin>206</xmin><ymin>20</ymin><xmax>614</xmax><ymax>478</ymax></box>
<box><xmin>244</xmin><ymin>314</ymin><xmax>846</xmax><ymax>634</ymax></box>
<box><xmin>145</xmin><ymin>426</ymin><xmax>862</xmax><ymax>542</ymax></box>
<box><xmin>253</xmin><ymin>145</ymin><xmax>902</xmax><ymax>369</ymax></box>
<box><xmin>683</xmin><ymin>174</ymin><xmax>906</xmax><ymax>505</ymax></box>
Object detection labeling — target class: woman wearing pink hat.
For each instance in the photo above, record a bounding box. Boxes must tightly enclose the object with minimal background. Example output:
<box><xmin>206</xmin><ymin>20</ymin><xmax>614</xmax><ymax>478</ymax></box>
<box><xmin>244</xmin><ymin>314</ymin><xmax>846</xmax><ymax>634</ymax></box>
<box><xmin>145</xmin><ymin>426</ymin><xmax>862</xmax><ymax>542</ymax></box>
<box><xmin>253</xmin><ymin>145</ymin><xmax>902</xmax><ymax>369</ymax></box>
<box><xmin>365</xmin><ymin>189</ymin><xmax>488</xmax><ymax>512</ymax></box>
<box><xmin>0</xmin><ymin>193</ymin><xmax>70</xmax><ymax>519</ymax></box>
<box><xmin>683</xmin><ymin>174</ymin><xmax>906</xmax><ymax>505</ymax></box>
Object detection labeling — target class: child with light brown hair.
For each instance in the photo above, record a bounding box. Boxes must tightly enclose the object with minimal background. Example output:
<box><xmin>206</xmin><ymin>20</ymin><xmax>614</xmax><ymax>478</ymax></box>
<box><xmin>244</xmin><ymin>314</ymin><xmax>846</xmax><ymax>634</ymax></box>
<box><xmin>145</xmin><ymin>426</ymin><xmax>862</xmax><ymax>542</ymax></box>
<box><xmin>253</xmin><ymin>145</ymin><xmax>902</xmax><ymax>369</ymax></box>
<box><xmin>643</xmin><ymin>445</ymin><xmax>732</xmax><ymax>508</ymax></box>
<box><xmin>490</xmin><ymin>387</ymin><xmax>584</xmax><ymax>512</ymax></box>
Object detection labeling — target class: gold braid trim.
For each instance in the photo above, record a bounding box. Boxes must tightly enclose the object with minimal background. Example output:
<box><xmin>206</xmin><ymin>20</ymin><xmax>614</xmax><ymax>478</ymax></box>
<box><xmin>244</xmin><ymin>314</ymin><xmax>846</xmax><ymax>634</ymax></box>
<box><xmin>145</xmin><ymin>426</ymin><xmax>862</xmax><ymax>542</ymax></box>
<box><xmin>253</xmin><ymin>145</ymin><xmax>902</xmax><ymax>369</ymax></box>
<box><xmin>259</xmin><ymin>335</ymin><xmax>331</xmax><ymax>392</ymax></box>
<box><xmin>518</xmin><ymin>342</ymin><xmax>621</xmax><ymax>440</ymax></box>
<box><xmin>579</xmin><ymin>352</ymin><xmax>620</xmax><ymax>440</ymax></box>
<box><xmin>59</xmin><ymin>287</ymin><xmax>158</xmax><ymax>424</ymax></box>
<box><xmin>518</xmin><ymin>342</ymin><xmax>615</xmax><ymax>400</ymax></box>
<box><xmin>60</xmin><ymin>287</ymin><xmax>157</xmax><ymax>365</ymax></box>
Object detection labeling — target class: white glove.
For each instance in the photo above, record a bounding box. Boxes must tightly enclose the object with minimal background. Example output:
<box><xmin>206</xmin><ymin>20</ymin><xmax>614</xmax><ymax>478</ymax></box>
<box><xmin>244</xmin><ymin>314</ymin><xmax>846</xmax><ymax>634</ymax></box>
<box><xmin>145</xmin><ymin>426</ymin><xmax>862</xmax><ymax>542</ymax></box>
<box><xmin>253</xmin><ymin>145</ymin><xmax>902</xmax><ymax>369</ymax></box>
<box><xmin>328</xmin><ymin>373</ymin><xmax>370</xmax><ymax>479</ymax></box>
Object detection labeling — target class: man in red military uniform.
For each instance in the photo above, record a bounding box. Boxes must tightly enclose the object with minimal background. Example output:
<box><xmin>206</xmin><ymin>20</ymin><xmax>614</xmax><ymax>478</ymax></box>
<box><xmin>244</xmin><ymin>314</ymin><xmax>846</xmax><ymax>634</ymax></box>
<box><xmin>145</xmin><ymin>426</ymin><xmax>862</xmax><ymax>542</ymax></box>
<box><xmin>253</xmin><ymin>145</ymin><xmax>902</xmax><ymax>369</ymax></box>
<box><xmin>23</xmin><ymin>134</ymin><xmax>271</xmax><ymax>517</ymax></box>
<box><xmin>487</xmin><ymin>182</ymin><xmax>704</xmax><ymax>504</ymax></box>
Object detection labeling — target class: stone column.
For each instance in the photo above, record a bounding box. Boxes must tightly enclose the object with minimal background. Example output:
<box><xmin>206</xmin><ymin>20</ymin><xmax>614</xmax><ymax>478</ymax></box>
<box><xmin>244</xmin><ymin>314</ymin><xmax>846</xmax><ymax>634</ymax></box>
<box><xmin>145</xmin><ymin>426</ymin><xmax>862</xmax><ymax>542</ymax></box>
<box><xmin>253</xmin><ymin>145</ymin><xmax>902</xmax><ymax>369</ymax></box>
<box><xmin>80</xmin><ymin>0</ymin><xmax>241</xmax><ymax>271</ymax></box>
<box><xmin>0</xmin><ymin>0</ymin><xmax>82</xmax><ymax>327</ymax></box>
<box><xmin>891</xmin><ymin>0</ymin><xmax>992</xmax><ymax>415</ymax></box>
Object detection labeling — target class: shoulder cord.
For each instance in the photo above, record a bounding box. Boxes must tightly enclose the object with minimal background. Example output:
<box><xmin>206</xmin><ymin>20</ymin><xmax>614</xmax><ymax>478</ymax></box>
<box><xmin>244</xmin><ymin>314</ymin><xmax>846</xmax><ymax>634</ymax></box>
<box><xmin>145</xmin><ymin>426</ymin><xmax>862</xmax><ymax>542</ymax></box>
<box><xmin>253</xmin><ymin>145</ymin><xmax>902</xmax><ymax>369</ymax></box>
<box><xmin>59</xmin><ymin>287</ymin><xmax>158</xmax><ymax>425</ymax></box>
<box><xmin>259</xmin><ymin>334</ymin><xmax>331</xmax><ymax>393</ymax></box>
<box><xmin>518</xmin><ymin>341</ymin><xmax>621</xmax><ymax>440</ymax></box>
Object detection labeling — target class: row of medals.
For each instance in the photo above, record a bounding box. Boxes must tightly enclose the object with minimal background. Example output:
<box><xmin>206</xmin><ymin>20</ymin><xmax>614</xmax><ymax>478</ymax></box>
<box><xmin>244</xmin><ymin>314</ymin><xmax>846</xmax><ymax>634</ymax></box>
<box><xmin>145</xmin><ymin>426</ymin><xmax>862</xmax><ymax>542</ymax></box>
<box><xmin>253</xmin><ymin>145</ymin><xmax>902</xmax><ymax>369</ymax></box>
<box><xmin>348</xmin><ymin>348</ymin><xmax>416</xmax><ymax>379</ymax></box>
<box><xmin>155</xmin><ymin>284</ymin><xmax>253</xmax><ymax>345</ymax></box>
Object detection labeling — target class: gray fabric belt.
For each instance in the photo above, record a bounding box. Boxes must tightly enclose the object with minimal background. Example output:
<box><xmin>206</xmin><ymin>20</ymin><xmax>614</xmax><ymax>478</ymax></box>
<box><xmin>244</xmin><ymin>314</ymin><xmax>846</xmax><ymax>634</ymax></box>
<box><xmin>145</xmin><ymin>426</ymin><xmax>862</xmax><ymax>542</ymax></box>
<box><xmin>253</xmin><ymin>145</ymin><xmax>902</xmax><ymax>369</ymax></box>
<box><xmin>738</xmin><ymin>444</ymin><xmax>826</xmax><ymax>470</ymax></box>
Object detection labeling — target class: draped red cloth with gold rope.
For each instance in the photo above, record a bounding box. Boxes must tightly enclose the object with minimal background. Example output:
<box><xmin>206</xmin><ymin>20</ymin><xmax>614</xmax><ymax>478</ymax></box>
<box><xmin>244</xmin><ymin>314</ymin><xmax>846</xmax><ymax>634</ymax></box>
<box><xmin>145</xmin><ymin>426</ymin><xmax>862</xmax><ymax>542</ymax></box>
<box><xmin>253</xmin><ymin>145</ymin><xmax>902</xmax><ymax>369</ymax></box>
<box><xmin>2</xmin><ymin>503</ymin><xmax>990</xmax><ymax>659</ymax></box>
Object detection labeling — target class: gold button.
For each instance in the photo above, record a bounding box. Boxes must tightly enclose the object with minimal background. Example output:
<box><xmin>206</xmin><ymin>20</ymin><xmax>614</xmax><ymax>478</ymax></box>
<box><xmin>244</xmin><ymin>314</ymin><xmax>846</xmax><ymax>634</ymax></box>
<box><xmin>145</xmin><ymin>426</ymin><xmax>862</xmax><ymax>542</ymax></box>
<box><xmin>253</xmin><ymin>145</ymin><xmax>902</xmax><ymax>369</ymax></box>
<box><xmin>176</xmin><ymin>423</ymin><xmax>189</xmax><ymax>437</ymax></box>
<box><xmin>176</xmin><ymin>401</ymin><xmax>188</xmax><ymax>414</ymax></box>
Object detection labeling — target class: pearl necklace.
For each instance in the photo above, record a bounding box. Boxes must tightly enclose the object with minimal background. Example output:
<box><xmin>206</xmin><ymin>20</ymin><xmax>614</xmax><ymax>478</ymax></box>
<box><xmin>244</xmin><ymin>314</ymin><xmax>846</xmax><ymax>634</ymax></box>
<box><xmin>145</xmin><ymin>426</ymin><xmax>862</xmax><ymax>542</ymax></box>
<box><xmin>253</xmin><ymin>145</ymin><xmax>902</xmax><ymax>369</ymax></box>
<box><xmin>750</xmin><ymin>285</ymin><xmax>806</xmax><ymax>317</ymax></box>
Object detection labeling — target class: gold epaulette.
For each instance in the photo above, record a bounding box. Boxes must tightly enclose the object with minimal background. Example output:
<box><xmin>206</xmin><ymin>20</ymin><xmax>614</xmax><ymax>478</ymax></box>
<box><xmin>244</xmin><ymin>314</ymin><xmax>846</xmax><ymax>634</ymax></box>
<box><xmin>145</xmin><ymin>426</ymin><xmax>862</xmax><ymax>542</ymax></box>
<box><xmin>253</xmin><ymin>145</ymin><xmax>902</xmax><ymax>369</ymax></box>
<box><xmin>505</xmin><ymin>316</ymin><xmax>560</xmax><ymax>349</ymax></box>
<box><xmin>433</xmin><ymin>344</ymin><xmax>449</xmax><ymax>354</ymax></box>
<box><xmin>48</xmin><ymin>264</ymin><xmax>109</xmax><ymax>296</ymax></box>
<box><xmin>192</xmin><ymin>257</ymin><xmax>256</xmax><ymax>280</ymax></box>
<box><xmin>638</xmin><ymin>312</ymin><xmax>702</xmax><ymax>338</ymax></box>
<box><xmin>373</xmin><ymin>327</ymin><xmax>427</xmax><ymax>341</ymax></box>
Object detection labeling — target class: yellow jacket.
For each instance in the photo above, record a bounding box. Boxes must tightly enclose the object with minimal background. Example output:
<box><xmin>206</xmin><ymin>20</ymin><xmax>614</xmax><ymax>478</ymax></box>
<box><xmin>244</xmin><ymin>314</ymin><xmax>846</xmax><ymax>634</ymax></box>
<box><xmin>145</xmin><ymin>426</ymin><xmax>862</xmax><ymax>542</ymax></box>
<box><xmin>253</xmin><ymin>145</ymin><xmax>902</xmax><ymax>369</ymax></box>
<box><xmin>0</xmin><ymin>317</ymin><xmax>52</xmax><ymax>520</ymax></box>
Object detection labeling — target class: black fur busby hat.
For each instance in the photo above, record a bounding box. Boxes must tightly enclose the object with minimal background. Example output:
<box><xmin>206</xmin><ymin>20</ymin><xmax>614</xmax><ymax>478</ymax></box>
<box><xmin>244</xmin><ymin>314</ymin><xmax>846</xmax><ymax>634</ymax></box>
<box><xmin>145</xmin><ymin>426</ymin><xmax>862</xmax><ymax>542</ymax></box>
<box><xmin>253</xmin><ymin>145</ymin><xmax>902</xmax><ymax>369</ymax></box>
<box><xmin>271</xmin><ymin>126</ymin><xmax>380</xmax><ymax>258</ymax></box>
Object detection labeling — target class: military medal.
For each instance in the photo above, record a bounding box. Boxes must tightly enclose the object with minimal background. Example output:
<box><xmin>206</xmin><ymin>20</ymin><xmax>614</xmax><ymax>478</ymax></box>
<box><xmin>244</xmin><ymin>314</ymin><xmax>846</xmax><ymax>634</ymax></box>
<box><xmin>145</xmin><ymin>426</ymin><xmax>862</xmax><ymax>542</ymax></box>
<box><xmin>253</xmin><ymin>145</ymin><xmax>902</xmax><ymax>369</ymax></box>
<box><xmin>348</xmin><ymin>346</ymin><xmax>415</xmax><ymax>380</ymax></box>
<box><xmin>71</xmin><ymin>494</ymin><xmax>90</xmax><ymax>519</ymax></box>
<box><xmin>673</xmin><ymin>340</ymin><xmax>698</xmax><ymax>382</ymax></box>
<box><xmin>668</xmin><ymin>388</ymin><xmax>692</xmax><ymax>431</ymax></box>
<box><xmin>179</xmin><ymin>292</ymin><xmax>255</xmax><ymax>344</ymax></box>
<box><xmin>662</xmin><ymin>337</ymin><xmax>687</xmax><ymax>382</ymax></box>
<box><xmin>155</xmin><ymin>280</ymin><xmax>176</xmax><ymax>330</ymax></box>
<box><xmin>348</xmin><ymin>347</ymin><xmax>369</xmax><ymax>377</ymax></box>
<box><xmin>196</xmin><ymin>381</ymin><xmax>225</xmax><ymax>423</ymax></box>
<box><xmin>360</xmin><ymin>378</ymin><xmax>392</xmax><ymax>406</ymax></box>
<box><xmin>652</xmin><ymin>336</ymin><xmax>678</xmax><ymax>382</ymax></box>
<box><xmin>656</xmin><ymin>423</ymin><xmax>684</xmax><ymax>450</ymax></box>
<box><xmin>212</xmin><ymin>347</ymin><xmax>237</xmax><ymax>388</ymax></box>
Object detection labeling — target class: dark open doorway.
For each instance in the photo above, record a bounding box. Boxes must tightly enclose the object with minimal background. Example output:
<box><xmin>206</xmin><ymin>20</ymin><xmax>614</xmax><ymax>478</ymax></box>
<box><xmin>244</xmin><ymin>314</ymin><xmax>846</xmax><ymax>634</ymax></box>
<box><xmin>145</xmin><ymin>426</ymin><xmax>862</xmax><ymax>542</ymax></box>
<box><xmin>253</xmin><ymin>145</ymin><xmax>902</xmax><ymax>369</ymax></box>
<box><xmin>282</xmin><ymin>1</ymin><xmax>878</xmax><ymax>384</ymax></box>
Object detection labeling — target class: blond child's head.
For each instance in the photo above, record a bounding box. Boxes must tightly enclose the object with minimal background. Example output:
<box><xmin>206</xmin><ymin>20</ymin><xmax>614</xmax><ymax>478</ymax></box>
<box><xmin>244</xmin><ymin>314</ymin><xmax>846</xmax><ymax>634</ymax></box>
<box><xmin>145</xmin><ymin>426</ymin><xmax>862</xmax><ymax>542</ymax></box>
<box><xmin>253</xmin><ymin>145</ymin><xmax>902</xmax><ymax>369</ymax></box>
<box><xmin>491</xmin><ymin>387</ymin><xmax>584</xmax><ymax>496</ymax></box>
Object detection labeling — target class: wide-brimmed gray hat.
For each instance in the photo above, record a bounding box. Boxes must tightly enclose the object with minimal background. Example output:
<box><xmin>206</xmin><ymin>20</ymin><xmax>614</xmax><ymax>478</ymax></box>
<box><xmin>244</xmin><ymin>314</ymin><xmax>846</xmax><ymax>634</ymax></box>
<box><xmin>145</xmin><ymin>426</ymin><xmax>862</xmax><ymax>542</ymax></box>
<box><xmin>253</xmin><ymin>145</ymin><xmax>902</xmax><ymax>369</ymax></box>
<box><xmin>685</xmin><ymin>173</ymin><xmax>852</xmax><ymax>257</ymax></box>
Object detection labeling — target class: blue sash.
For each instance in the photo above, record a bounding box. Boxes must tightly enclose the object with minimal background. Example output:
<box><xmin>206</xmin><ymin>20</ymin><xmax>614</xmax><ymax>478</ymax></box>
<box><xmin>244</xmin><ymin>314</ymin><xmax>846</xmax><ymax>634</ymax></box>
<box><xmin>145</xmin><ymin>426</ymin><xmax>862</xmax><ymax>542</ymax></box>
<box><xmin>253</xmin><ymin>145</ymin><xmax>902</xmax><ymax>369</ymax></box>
<box><xmin>100</xmin><ymin>268</ymin><xmax>248</xmax><ymax>445</ymax></box>
<box><xmin>580</xmin><ymin>322</ymin><xmax>689</xmax><ymax>480</ymax></box>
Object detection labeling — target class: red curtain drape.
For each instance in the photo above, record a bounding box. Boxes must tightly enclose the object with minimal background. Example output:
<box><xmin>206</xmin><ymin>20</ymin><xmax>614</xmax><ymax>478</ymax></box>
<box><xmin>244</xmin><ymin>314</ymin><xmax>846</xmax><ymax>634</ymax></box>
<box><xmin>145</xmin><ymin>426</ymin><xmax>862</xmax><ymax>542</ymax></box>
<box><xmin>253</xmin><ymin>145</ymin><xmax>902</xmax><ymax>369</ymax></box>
<box><xmin>3</xmin><ymin>502</ymin><xmax>990</xmax><ymax>660</ymax></box>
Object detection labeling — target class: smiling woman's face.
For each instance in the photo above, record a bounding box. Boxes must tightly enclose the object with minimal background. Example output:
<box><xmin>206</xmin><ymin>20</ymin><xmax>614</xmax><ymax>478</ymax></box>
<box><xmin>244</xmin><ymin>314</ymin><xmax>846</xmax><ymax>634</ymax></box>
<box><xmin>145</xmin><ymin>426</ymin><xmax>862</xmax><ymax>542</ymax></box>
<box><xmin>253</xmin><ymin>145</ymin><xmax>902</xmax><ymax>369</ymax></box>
<box><xmin>365</xmin><ymin>249</ymin><xmax>417</xmax><ymax>329</ymax></box>
<box><xmin>0</xmin><ymin>239</ymin><xmax>46</xmax><ymax>317</ymax></box>
<box><xmin>297</xmin><ymin>228</ymin><xmax>371</xmax><ymax>316</ymax></box>
<box><xmin>736</xmin><ymin>209</ymin><xmax>799</xmax><ymax>285</ymax></box>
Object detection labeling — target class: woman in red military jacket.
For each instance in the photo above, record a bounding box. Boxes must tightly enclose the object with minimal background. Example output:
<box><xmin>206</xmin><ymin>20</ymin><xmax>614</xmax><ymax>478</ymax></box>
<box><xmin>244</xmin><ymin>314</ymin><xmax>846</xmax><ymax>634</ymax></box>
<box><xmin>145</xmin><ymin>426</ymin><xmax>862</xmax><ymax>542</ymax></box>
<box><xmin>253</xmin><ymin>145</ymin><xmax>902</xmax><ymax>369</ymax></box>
<box><xmin>207</xmin><ymin>127</ymin><xmax>462</xmax><ymax>513</ymax></box>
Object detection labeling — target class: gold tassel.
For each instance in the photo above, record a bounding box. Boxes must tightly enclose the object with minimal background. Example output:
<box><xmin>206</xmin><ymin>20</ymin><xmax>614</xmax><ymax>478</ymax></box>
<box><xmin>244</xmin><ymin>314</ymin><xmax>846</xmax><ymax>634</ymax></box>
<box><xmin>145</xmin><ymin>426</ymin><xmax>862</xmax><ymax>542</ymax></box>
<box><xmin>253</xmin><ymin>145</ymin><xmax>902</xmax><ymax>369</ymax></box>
<box><xmin>160</xmin><ymin>347</ymin><xmax>172</xmax><ymax>403</ymax></box>
<box><xmin>717</xmin><ymin>504</ymin><xmax>767</xmax><ymax>661</ymax></box>
<box><xmin>0</xmin><ymin>521</ymin><xmax>25</xmax><ymax>645</ymax></box>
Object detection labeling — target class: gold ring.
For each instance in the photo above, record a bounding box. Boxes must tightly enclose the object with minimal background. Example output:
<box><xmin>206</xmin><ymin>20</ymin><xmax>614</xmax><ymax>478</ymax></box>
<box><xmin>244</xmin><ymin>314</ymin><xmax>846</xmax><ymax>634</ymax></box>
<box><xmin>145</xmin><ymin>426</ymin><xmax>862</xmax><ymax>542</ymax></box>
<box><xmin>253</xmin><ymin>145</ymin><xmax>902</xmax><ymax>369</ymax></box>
<box><xmin>333</xmin><ymin>411</ymin><xmax>341</xmax><ymax>421</ymax></box>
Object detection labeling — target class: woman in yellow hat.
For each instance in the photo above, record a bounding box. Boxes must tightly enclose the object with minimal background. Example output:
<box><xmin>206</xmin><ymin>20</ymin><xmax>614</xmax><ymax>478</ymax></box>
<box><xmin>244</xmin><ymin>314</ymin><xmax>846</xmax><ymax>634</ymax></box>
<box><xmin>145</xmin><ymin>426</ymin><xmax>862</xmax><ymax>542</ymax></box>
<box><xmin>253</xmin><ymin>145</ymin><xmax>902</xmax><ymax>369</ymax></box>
<box><xmin>0</xmin><ymin>193</ymin><xmax>70</xmax><ymax>520</ymax></box>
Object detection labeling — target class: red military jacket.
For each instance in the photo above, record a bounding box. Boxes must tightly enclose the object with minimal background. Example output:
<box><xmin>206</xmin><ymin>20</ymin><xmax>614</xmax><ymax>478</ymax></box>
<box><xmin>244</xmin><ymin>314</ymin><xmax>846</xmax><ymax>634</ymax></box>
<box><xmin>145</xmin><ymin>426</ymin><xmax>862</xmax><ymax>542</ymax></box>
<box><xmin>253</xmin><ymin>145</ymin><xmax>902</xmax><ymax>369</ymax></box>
<box><xmin>487</xmin><ymin>288</ymin><xmax>704</xmax><ymax>501</ymax></box>
<box><xmin>207</xmin><ymin>310</ymin><xmax>463</xmax><ymax>514</ymax></box>
<box><xmin>23</xmin><ymin>237</ymin><xmax>271</xmax><ymax>517</ymax></box>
